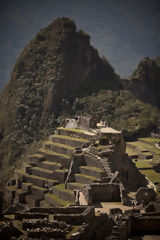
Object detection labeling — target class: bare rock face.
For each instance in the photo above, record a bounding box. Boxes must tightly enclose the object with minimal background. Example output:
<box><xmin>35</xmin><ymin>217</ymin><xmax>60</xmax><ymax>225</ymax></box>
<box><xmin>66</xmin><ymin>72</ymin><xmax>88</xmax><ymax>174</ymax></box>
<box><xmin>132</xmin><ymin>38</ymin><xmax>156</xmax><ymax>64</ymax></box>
<box><xmin>125</xmin><ymin>57</ymin><xmax>160</xmax><ymax>107</ymax></box>
<box><xmin>0</xmin><ymin>18</ymin><xmax>120</xmax><ymax>177</ymax></box>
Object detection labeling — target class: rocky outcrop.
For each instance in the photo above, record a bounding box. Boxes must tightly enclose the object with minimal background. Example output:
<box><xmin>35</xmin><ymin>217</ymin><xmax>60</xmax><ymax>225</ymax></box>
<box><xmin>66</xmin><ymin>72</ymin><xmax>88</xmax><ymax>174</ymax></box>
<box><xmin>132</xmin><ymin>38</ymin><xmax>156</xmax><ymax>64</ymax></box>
<box><xmin>124</xmin><ymin>57</ymin><xmax>160</xmax><ymax>107</ymax></box>
<box><xmin>0</xmin><ymin>18</ymin><xmax>120</xmax><ymax>178</ymax></box>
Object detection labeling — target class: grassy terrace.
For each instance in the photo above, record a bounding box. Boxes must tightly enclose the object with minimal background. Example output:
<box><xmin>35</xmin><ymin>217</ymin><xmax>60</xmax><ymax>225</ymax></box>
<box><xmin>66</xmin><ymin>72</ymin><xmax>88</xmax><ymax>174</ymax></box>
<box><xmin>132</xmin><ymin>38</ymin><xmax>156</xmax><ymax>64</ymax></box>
<box><xmin>42</xmin><ymin>161</ymin><xmax>62</xmax><ymax>167</ymax></box>
<box><xmin>75</xmin><ymin>173</ymin><xmax>100</xmax><ymax>181</ymax></box>
<box><xmin>32</xmin><ymin>167</ymin><xmax>53</xmax><ymax>173</ymax></box>
<box><xmin>45</xmin><ymin>193</ymin><xmax>72</xmax><ymax>207</ymax></box>
<box><xmin>53</xmin><ymin>184</ymin><xmax>73</xmax><ymax>193</ymax></box>
<box><xmin>127</xmin><ymin>138</ymin><xmax>160</xmax><ymax>195</ymax></box>
<box><xmin>57</xmin><ymin>127</ymin><xmax>82</xmax><ymax>133</ymax></box>
<box><xmin>66</xmin><ymin>225</ymin><xmax>81</xmax><ymax>239</ymax></box>
<box><xmin>55</xmin><ymin>169</ymin><xmax>68</xmax><ymax>173</ymax></box>
<box><xmin>39</xmin><ymin>148</ymin><xmax>70</xmax><ymax>158</ymax></box>
<box><xmin>140</xmin><ymin>137</ymin><xmax>160</xmax><ymax>143</ymax></box>
<box><xmin>29</xmin><ymin>154</ymin><xmax>44</xmax><ymax>158</ymax></box>
<box><xmin>31</xmin><ymin>185</ymin><xmax>47</xmax><ymax>191</ymax></box>
<box><xmin>44</xmin><ymin>141</ymin><xmax>75</xmax><ymax>150</ymax></box>
<box><xmin>24</xmin><ymin>173</ymin><xmax>58</xmax><ymax>183</ymax></box>
<box><xmin>51</xmin><ymin>134</ymin><xmax>88</xmax><ymax>143</ymax></box>
<box><xmin>126</xmin><ymin>147</ymin><xmax>138</xmax><ymax>156</ymax></box>
<box><xmin>128</xmin><ymin>141</ymin><xmax>160</xmax><ymax>154</ymax></box>
<box><xmin>140</xmin><ymin>169</ymin><xmax>160</xmax><ymax>183</ymax></box>
<box><xmin>133</xmin><ymin>160</ymin><xmax>152</xmax><ymax>169</ymax></box>
<box><xmin>80</xmin><ymin>166</ymin><xmax>104</xmax><ymax>172</ymax></box>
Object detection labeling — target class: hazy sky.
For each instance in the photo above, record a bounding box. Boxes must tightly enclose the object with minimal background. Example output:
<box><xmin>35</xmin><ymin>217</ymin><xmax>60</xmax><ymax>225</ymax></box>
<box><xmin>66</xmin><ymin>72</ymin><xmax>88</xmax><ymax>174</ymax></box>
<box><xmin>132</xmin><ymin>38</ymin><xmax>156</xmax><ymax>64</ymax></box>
<box><xmin>0</xmin><ymin>0</ymin><xmax>160</xmax><ymax>90</ymax></box>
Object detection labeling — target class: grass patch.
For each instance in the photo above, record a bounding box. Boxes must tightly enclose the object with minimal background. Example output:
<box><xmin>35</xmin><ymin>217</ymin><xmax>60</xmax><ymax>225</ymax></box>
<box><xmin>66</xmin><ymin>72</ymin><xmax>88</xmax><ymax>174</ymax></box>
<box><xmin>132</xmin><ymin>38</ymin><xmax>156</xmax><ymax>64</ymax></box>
<box><xmin>57</xmin><ymin>127</ymin><xmax>82</xmax><ymax>133</ymax></box>
<box><xmin>55</xmin><ymin>169</ymin><xmax>68</xmax><ymax>173</ymax></box>
<box><xmin>51</xmin><ymin>135</ymin><xmax>88</xmax><ymax>143</ymax></box>
<box><xmin>32</xmin><ymin>166</ymin><xmax>53</xmax><ymax>173</ymax></box>
<box><xmin>140</xmin><ymin>169</ymin><xmax>160</xmax><ymax>183</ymax></box>
<box><xmin>80</xmin><ymin>166</ymin><xmax>104</xmax><ymax>172</ymax></box>
<box><xmin>42</xmin><ymin>161</ymin><xmax>62</xmax><ymax>166</ymax></box>
<box><xmin>29</xmin><ymin>154</ymin><xmax>44</xmax><ymax>158</ymax></box>
<box><xmin>133</xmin><ymin>160</ymin><xmax>152</xmax><ymax>169</ymax></box>
<box><xmin>31</xmin><ymin>185</ymin><xmax>47</xmax><ymax>191</ymax></box>
<box><xmin>39</xmin><ymin>148</ymin><xmax>70</xmax><ymax>159</ymax></box>
<box><xmin>126</xmin><ymin>147</ymin><xmax>138</xmax><ymax>156</ymax></box>
<box><xmin>140</xmin><ymin>138</ymin><xmax>160</xmax><ymax>143</ymax></box>
<box><xmin>53</xmin><ymin>184</ymin><xmax>73</xmax><ymax>193</ymax></box>
<box><xmin>75</xmin><ymin>173</ymin><xmax>100</xmax><ymax>181</ymax></box>
<box><xmin>44</xmin><ymin>141</ymin><xmax>75</xmax><ymax>150</ymax></box>
<box><xmin>128</xmin><ymin>140</ymin><xmax>160</xmax><ymax>155</ymax></box>
<box><xmin>45</xmin><ymin>193</ymin><xmax>72</xmax><ymax>207</ymax></box>
<box><xmin>24</xmin><ymin>173</ymin><xmax>58</xmax><ymax>183</ymax></box>
<box><xmin>66</xmin><ymin>225</ymin><xmax>81</xmax><ymax>239</ymax></box>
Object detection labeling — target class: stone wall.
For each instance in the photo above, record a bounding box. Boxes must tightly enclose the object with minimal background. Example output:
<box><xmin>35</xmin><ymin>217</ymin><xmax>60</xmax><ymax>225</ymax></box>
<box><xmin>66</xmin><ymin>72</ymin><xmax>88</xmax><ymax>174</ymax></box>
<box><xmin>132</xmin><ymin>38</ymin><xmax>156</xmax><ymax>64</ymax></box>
<box><xmin>132</xmin><ymin>214</ymin><xmax>160</xmax><ymax>233</ymax></box>
<box><xmin>54</xmin><ymin>206</ymin><xmax>95</xmax><ymax>225</ymax></box>
<box><xmin>82</xmin><ymin>183</ymin><xmax>121</xmax><ymax>205</ymax></box>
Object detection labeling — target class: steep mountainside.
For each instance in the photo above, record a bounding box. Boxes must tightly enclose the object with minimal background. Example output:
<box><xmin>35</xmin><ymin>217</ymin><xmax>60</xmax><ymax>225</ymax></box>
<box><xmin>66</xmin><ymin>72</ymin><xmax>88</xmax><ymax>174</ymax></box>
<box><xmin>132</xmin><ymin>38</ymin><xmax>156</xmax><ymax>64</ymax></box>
<box><xmin>0</xmin><ymin>18</ymin><xmax>120</xmax><ymax>180</ymax></box>
<box><xmin>124</xmin><ymin>57</ymin><xmax>160</xmax><ymax>107</ymax></box>
<box><xmin>0</xmin><ymin>17</ymin><xmax>160</xmax><ymax>185</ymax></box>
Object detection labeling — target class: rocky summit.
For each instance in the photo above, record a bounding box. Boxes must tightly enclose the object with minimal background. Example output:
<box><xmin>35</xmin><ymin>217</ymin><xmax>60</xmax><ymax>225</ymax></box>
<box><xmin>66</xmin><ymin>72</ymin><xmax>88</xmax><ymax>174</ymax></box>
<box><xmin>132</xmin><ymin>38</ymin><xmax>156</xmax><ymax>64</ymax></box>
<box><xmin>125</xmin><ymin>57</ymin><xmax>160</xmax><ymax>107</ymax></box>
<box><xmin>0</xmin><ymin>17</ymin><xmax>160</xmax><ymax>185</ymax></box>
<box><xmin>0</xmin><ymin>18</ymin><xmax>120</xmax><ymax>180</ymax></box>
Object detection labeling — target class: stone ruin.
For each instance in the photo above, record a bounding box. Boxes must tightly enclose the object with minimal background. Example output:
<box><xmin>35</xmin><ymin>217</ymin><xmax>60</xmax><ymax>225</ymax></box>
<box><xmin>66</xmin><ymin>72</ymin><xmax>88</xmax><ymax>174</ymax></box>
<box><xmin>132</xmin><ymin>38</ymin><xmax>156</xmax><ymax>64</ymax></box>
<box><xmin>1</xmin><ymin>115</ymin><xmax>159</xmax><ymax>239</ymax></box>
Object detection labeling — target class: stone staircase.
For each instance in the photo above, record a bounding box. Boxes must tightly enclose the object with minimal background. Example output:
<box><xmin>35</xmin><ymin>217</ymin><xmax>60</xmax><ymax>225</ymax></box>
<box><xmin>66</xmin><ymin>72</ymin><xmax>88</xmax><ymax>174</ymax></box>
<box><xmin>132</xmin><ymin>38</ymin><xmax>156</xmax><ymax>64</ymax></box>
<box><xmin>5</xmin><ymin>127</ymin><xmax>112</xmax><ymax>208</ymax></box>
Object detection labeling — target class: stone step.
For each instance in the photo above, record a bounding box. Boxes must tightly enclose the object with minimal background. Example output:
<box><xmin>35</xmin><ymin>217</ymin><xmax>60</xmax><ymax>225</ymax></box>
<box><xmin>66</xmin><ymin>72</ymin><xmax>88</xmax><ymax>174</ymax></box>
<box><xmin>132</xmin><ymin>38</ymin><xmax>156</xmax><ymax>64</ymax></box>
<box><xmin>44</xmin><ymin>193</ymin><xmax>72</xmax><ymax>207</ymax></box>
<box><xmin>40</xmin><ymin>199</ymin><xmax>50</xmax><ymax>208</ymax></box>
<box><xmin>14</xmin><ymin>189</ymin><xmax>27</xmax><ymax>204</ymax></box>
<box><xmin>22</xmin><ymin>174</ymin><xmax>59</xmax><ymax>188</ymax></box>
<box><xmin>52</xmin><ymin>184</ymin><xmax>75</xmax><ymax>202</ymax></box>
<box><xmin>80</xmin><ymin>166</ymin><xmax>106</xmax><ymax>179</ymax></box>
<box><xmin>28</xmin><ymin>154</ymin><xmax>45</xmax><ymax>165</ymax></box>
<box><xmin>84</xmin><ymin>154</ymin><xmax>102</xmax><ymax>168</ymax></box>
<box><xmin>37</xmin><ymin>161</ymin><xmax>62</xmax><ymax>171</ymax></box>
<box><xmin>22</xmin><ymin>182</ymin><xmax>33</xmax><ymax>192</ymax></box>
<box><xmin>30</xmin><ymin>167</ymin><xmax>55</xmax><ymax>180</ymax></box>
<box><xmin>31</xmin><ymin>185</ymin><xmax>48</xmax><ymax>199</ymax></box>
<box><xmin>56</xmin><ymin>127</ymin><xmax>96</xmax><ymax>140</ymax></box>
<box><xmin>75</xmin><ymin>173</ymin><xmax>100</xmax><ymax>184</ymax></box>
<box><xmin>67</xmin><ymin>182</ymin><xmax>84</xmax><ymax>191</ymax></box>
<box><xmin>38</xmin><ymin>148</ymin><xmax>70</xmax><ymax>168</ymax></box>
<box><xmin>49</xmin><ymin>134</ymin><xmax>88</xmax><ymax>148</ymax></box>
<box><xmin>44</xmin><ymin>141</ymin><xmax>74</xmax><ymax>156</ymax></box>
<box><xmin>25</xmin><ymin>194</ymin><xmax>42</xmax><ymax>207</ymax></box>
<box><xmin>53</xmin><ymin>169</ymin><xmax>68</xmax><ymax>183</ymax></box>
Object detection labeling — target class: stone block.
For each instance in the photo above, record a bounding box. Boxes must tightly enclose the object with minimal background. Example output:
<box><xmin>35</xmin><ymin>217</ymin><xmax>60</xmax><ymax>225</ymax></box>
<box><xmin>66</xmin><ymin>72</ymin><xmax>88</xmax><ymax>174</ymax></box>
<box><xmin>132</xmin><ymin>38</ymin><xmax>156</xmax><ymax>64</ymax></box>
<box><xmin>52</xmin><ymin>186</ymin><xmax>74</xmax><ymax>202</ymax></box>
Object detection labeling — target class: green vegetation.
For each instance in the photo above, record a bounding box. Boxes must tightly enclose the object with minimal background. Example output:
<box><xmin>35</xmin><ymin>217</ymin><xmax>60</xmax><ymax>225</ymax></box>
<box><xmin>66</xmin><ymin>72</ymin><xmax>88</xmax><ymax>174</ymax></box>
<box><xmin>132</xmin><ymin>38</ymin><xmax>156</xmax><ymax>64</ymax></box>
<box><xmin>57</xmin><ymin>127</ymin><xmax>82</xmax><ymax>133</ymax></box>
<box><xmin>45</xmin><ymin>193</ymin><xmax>72</xmax><ymax>207</ymax></box>
<box><xmin>126</xmin><ymin>147</ymin><xmax>138</xmax><ymax>156</ymax></box>
<box><xmin>44</xmin><ymin>141</ymin><xmax>75</xmax><ymax>150</ymax></box>
<box><xmin>80</xmin><ymin>166</ymin><xmax>104</xmax><ymax>172</ymax></box>
<box><xmin>139</xmin><ymin>137</ymin><xmax>160</xmax><ymax>143</ymax></box>
<box><xmin>52</xmin><ymin>134</ymin><xmax>88</xmax><ymax>143</ymax></box>
<box><xmin>32</xmin><ymin>167</ymin><xmax>53</xmax><ymax>173</ymax></box>
<box><xmin>75</xmin><ymin>173</ymin><xmax>100</xmax><ymax>181</ymax></box>
<box><xmin>42</xmin><ymin>161</ymin><xmax>62</xmax><ymax>167</ymax></box>
<box><xmin>31</xmin><ymin>185</ymin><xmax>47</xmax><ymax>191</ymax></box>
<box><xmin>140</xmin><ymin>169</ymin><xmax>160</xmax><ymax>183</ymax></box>
<box><xmin>128</xmin><ymin>140</ymin><xmax>160</xmax><ymax>155</ymax></box>
<box><xmin>133</xmin><ymin>160</ymin><xmax>152</xmax><ymax>169</ymax></box>
<box><xmin>127</xmin><ymin>138</ymin><xmax>160</xmax><ymax>195</ymax></box>
<box><xmin>53</xmin><ymin>184</ymin><xmax>73</xmax><ymax>193</ymax></box>
<box><xmin>24</xmin><ymin>173</ymin><xmax>58</xmax><ymax>183</ymax></box>
<box><xmin>55</xmin><ymin>169</ymin><xmax>68</xmax><ymax>173</ymax></box>
<box><xmin>39</xmin><ymin>148</ymin><xmax>70</xmax><ymax>159</ymax></box>
<box><xmin>72</xmin><ymin>90</ymin><xmax>160</xmax><ymax>141</ymax></box>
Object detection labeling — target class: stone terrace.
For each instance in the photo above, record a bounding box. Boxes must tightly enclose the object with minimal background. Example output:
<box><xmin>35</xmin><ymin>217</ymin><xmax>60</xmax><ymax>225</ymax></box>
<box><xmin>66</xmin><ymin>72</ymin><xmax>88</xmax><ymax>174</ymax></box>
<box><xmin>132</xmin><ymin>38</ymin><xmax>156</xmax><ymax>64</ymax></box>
<box><xmin>5</xmin><ymin>126</ymin><xmax>112</xmax><ymax>208</ymax></box>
